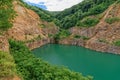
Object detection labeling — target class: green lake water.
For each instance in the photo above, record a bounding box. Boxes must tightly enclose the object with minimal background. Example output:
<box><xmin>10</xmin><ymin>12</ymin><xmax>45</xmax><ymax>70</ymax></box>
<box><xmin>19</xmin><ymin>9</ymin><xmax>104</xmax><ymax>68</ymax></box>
<box><xmin>32</xmin><ymin>44</ymin><xmax>120</xmax><ymax>80</ymax></box>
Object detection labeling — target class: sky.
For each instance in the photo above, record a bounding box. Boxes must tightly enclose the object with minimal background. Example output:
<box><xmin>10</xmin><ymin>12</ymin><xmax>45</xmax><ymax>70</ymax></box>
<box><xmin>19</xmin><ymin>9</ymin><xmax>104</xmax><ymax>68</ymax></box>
<box><xmin>24</xmin><ymin>0</ymin><xmax>83</xmax><ymax>11</ymax></box>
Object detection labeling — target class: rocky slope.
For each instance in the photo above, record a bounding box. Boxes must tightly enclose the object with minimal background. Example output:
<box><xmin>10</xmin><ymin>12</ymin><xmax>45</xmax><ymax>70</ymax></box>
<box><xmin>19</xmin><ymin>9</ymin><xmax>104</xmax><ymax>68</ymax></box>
<box><xmin>59</xmin><ymin>2</ymin><xmax>120</xmax><ymax>54</ymax></box>
<box><xmin>4</xmin><ymin>1</ymin><xmax>58</xmax><ymax>50</ymax></box>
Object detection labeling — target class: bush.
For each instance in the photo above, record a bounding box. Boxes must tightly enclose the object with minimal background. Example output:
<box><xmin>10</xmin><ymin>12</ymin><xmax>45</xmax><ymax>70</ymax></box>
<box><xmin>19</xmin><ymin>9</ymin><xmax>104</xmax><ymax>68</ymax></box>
<box><xmin>74</xmin><ymin>35</ymin><xmax>81</xmax><ymax>39</ymax></box>
<box><xmin>77</xmin><ymin>18</ymin><xmax>99</xmax><ymax>27</ymax></box>
<box><xmin>73</xmin><ymin>35</ymin><xmax>90</xmax><ymax>40</ymax></box>
<box><xmin>9</xmin><ymin>40</ymin><xmax>93</xmax><ymax>80</ymax></box>
<box><xmin>113</xmin><ymin>40</ymin><xmax>120</xmax><ymax>46</ymax></box>
<box><xmin>0</xmin><ymin>51</ymin><xmax>16</xmax><ymax>78</ymax></box>
<box><xmin>54</xmin><ymin>29</ymin><xmax>71</xmax><ymax>40</ymax></box>
<box><xmin>105</xmin><ymin>17</ymin><xmax>120</xmax><ymax>24</ymax></box>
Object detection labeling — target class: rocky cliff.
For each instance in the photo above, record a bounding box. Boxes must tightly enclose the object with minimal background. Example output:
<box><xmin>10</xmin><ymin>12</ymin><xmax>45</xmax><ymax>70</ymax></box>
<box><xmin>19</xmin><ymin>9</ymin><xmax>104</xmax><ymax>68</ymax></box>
<box><xmin>59</xmin><ymin>2</ymin><xmax>120</xmax><ymax>54</ymax></box>
<box><xmin>3</xmin><ymin>1</ymin><xmax>58</xmax><ymax>50</ymax></box>
<box><xmin>6</xmin><ymin>1</ymin><xmax>46</xmax><ymax>41</ymax></box>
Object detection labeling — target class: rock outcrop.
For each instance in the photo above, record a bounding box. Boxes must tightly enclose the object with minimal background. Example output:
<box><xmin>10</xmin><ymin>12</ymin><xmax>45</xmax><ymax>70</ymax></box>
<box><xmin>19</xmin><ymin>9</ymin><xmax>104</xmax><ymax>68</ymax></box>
<box><xmin>59</xmin><ymin>38</ymin><xmax>86</xmax><ymax>47</ymax></box>
<box><xmin>6</xmin><ymin>1</ymin><xmax>44</xmax><ymax>41</ymax></box>
<box><xmin>60</xmin><ymin>3</ymin><xmax>120</xmax><ymax>54</ymax></box>
<box><xmin>26</xmin><ymin>38</ymin><xmax>50</xmax><ymax>50</ymax></box>
<box><xmin>4</xmin><ymin>1</ymin><xmax>58</xmax><ymax>50</ymax></box>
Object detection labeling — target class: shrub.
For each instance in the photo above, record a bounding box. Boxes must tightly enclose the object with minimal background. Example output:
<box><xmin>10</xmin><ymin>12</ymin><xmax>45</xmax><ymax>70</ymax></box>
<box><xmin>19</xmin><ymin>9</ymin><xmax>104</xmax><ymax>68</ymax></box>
<box><xmin>81</xmin><ymin>36</ymin><xmax>90</xmax><ymax>40</ymax></box>
<box><xmin>113</xmin><ymin>40</ymin><xmax>120</xmax><ymax>46</ymax></box>
<box><xmin>77</xmin><ymin>18</ymin><xmax>99</xmax><ymax>27</ymax></box>
<box><xmin>73</xmin><ymin>35</ymin><xmax>90</xmax><ymax>40</ymax></box>
<box><xmin>105</xmin><ymin>17</ymin><xmax>120</xmax><ymax>24</ymax></box>
<box><xmin>0</xmin><ymin>51</ymin><xmax>16</xmax><ymax>78</ymax></box>
<box><xmin>54</xmin><ymin>29</ymin><xmax>71</xmax><ymax>40</ymax></box>
<box><xmin>74</xmin><ymin>35</ymin><xmax>81</xmax><ymax>39</ymax></box>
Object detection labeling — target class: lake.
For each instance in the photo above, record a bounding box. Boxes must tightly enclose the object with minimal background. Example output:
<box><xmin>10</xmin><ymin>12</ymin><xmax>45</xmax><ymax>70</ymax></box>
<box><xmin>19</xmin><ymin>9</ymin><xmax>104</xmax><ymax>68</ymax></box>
<box><xmin>32</xmin><ymin>44</ymin><xmax>120</xmax><ymax>80</ymax></box>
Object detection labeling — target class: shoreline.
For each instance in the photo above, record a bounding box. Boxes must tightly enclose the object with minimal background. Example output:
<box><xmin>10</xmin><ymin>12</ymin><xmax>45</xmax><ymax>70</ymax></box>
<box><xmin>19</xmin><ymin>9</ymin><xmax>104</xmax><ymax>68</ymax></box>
<box><xmin>26</xmin><ymin>38</ymin><xmax>120</xmax><ymax>55</ymax></box>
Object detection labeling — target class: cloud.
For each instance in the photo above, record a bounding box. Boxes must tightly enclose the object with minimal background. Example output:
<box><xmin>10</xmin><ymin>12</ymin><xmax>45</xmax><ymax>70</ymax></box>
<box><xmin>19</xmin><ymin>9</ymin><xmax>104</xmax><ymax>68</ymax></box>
<box><xmin>23</xmin><ymin>0</ymin><xmax>83</xmax><ymax>11</ymax></box>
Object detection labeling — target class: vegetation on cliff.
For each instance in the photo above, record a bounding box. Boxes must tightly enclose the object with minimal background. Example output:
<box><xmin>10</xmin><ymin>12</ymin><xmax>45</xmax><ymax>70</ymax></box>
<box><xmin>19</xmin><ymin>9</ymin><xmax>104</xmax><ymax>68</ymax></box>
<box><xmin>20</xmin><ymin>0</ymin><xmax>59</xmax><ymax>23</ymax></box>
<box><xmin>0</xmin><ymin>0</ymin><xmax>16</xmax><ymax>30</ymax></box>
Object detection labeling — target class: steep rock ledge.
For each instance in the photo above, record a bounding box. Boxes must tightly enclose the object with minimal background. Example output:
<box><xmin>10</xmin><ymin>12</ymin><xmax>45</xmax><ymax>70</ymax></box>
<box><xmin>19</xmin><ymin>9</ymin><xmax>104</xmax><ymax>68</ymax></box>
<box><xmin>86</xmin><ymin>40</ymin><xmax>120</xmax><ymax>54</ymax></box>
<box><xmin>6</xmin><ymin>1</ymin><xmax>44</xmax><ymax>41</ymax></box>
<box><xmin>58</xmin><ymin>38</ymin><xmax>86</xmax><ymax>47</ymax></box>
<box><xmin>58</xmin><ymin>3</ymin><xmax>120</xmax><ymax>54</ymax></box>
<box><xmin>26</xmin><ymin>38</ymin><xmax>50</xmax><ymax>50</ymax></box>
<box><xmin>4</xmin><ymin>1</ymin><xmax>58</xmax><ymax>50</ymax></box>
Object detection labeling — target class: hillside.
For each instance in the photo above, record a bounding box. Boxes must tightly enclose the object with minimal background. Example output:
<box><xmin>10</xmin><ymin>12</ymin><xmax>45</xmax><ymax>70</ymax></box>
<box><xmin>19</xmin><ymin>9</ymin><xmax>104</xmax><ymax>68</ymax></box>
<box><xmin>0</xmin><ymin>0</ymin><xmax>92</xmax><ymax>80</ymax></box>
<box><xmin>55</xmin><ymin>0</ymin><xmax>117</xmax><ymax>29</ymax></box>
<box><xmin>5</xmin><ymin>1</ymin><xmax>58</xmax><ymax>50</ymax></box>
<box><xmin>57</xmin><ymin>0</ymin><xmax>120</xmax><ymax>54</ymax></box>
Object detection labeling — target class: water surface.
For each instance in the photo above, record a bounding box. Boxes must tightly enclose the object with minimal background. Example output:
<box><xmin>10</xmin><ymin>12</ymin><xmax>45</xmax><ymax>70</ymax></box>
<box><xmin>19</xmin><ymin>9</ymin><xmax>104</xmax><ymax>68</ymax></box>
<box><xmin>32</xmin><ymin>44</ymin><xmax>120</xmax><ymax>80</ymax></box>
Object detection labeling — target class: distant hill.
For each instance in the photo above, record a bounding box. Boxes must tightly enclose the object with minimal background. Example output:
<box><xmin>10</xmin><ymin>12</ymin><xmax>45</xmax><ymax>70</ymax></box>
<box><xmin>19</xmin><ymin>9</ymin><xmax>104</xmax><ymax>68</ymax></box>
<box><xmin>55</xmin><ymin>0</ymin><xmax>117</xmax><ymax>29</ymax></box>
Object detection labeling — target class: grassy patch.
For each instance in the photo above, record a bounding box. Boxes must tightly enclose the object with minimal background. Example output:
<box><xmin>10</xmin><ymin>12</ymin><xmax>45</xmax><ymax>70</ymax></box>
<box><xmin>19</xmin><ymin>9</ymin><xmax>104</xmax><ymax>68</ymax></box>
<box><xmin>105</xmin><ymin>17</ymin><xmax>120</xmax><ymax>24</ymax></box>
